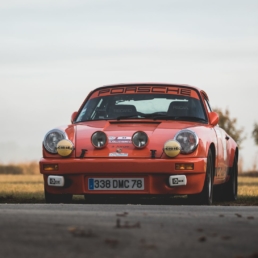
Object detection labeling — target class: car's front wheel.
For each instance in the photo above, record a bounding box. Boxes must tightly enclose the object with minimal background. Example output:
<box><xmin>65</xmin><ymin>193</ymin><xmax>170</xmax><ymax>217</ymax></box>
<box><xmin>188</xmin><ymin>149</ymin><xmax>214</xmax><ymax>205</ymax></box>
<box><xmin>45</xmin><ymin>189</ymin><xmax>73</xmax><ymax>204</ymax></box>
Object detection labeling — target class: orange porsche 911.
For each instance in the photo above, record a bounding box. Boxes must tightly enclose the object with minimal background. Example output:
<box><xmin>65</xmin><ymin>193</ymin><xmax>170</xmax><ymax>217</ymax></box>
<box><xmin>39</xmin><ymin>83</ymin><xmax>238</xmax><ymax>205</ymax></box>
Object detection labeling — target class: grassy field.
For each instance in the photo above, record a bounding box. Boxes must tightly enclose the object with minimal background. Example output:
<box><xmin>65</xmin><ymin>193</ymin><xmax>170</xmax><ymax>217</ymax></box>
<box><xmin>0</xmin><ymin>174</ymin><xmax>258</xmax><ymax>205</ymax></box>
<box><xmin>0</xmin><ymin>175</ymin><xmax>45</xmax><ymax>203</ymax></box>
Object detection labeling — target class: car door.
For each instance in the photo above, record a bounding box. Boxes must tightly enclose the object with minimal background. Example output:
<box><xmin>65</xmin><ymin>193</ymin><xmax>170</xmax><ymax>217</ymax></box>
<box><xmin>201</xmin><ymin>93</ymin><xmax>229</xmax><ymax>182</ymax></box>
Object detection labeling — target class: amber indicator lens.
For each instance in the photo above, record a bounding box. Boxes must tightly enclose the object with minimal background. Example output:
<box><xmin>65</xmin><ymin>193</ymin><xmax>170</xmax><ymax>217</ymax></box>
<box><xmin>43</xmin><ymin>164</ymin><xmax>58</xmax><ymax>171</ymax></box>
<box><xmin>175</xmin><ymin>163</ymin><xmax>194</xmax><ymax>170</ymax></box>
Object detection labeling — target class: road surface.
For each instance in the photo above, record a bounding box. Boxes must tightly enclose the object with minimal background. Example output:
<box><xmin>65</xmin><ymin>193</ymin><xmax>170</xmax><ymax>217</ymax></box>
<box><xmin>0</xmin><ymin>204</ymin><xmax>257</xmax><ymax>258</ymax></box>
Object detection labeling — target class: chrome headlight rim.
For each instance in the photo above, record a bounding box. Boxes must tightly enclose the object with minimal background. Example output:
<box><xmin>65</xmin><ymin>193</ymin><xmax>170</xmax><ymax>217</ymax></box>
<box><xmin>132</xmin><ymin>131</ymin><xmax>148</xmax><ymax>149</ymax></box>
<box><xmin>43</xmin><ymin>129</ymin><xmax>68</xmax><ymax>154</ymax></box>
<box><xmin>174</xmin><ymin>129</ymin><xmax>199</xmax><ymax>154</ymax></box>
<box><xmin>91</xmin><ymin>131</ymin><xmax>108</xmax><ymax>149</ymax></box>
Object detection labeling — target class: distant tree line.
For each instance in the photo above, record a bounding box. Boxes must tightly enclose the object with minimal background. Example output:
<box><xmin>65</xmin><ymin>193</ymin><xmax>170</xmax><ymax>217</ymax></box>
<box><xmin>0</xmin><ymin>162</ymin><xmax>39</xmax><ymax>175</ymax></box>
<box><xmin>252</xmin><ymin>122</ymin><xmax>258</xmax><ymax>146</ymax></box>
<box><xmin>213</xmin><ymin>108</ymin><xmax>246</xmax><ymax>149</ymax></box>
<box><xmin>214</xmin><ymin>108</ymin><xmax>258</xmax><ymax>149</ymax></box>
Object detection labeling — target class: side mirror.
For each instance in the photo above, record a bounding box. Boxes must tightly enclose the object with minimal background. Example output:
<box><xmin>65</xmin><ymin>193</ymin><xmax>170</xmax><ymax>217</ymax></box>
<box><xmin>209</xmin><ymin>112</ymin><xmax>219</xmax><ymax>126</ymax></box>
<box><xmin>71</xmin><ymin>111</ymin><xmax>78</xmax><ymax>124</ymax></box>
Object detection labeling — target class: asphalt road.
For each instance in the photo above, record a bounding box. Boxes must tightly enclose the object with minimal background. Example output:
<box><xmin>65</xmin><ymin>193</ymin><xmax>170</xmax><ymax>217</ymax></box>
<box><xmin>0</xmin><ymin>204</ymin><xmax>257</xmax><ymax>258</ymax></box>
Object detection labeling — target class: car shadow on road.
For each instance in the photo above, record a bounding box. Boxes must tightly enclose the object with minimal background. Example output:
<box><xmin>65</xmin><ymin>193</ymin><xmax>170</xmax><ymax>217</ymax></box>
<box><xmin>75</xmin><ymin>195</ymin><xmax>190</xmax><ymax>205</ymax></box>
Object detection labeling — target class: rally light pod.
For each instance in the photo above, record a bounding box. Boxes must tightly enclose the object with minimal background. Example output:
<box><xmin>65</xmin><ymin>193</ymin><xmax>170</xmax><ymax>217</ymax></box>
<box><xmin>164</xmin><ymin>140</ymin><xmax>181</xmax><ymax>157</ymax></box>
<box><xmin>56</xmin><ymin>139</ymin><xmax>74</xmax><ymax>157</ymax></box>
<box><xmin>91</xmin><ymin>131</ymin><xmax>108</xmax><ymax>149</ymax></box>
<box><xmin>132</xmin><ymin>131</ymin><xmax>148</xmax><ymax>149</ymax></box>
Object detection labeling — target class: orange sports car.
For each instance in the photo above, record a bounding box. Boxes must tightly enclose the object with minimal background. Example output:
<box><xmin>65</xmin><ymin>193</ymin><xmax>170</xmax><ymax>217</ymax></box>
<box><xmin>39</xmin><ymin>83</ymin><xmax>238</xmax><ymax>205</ymax></box>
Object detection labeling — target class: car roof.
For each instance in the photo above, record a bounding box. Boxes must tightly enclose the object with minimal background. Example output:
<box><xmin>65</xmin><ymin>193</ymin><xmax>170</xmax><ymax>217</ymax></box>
<box><xmin>95</xmin><ymin>82</ymin><xmax>202</xmax><ymax>92</ymax></box>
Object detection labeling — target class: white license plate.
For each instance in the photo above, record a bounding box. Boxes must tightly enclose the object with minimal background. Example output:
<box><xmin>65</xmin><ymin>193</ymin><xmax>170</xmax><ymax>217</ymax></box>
<box><xmin>88</xmin><ymin>178</ymin><xmax>144</xmax><ymax>190</ymax></box>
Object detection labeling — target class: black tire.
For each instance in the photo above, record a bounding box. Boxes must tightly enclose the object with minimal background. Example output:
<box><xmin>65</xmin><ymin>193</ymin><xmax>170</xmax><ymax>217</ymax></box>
<box><xmin>188</xmin><ymin>150</ymin><xmax>214</xmax><ymax>205</ymax></box>
<box><xmin>45</xmin><ymin>189</ymin><xmax>73</xmax><ymax>204</ymax></box>
<box><xmin>222</xmin><ymin>155</ymin><xmax>238</xmax><ymax>201</ymax></box>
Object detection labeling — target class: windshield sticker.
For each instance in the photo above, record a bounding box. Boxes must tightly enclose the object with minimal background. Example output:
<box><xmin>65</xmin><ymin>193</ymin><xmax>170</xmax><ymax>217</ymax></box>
<box><xmin>109</xmin><ymin>136</ymin><xmax>132</xmax><ymax>144</ymax></box>
<box><xmin>90</xmin><ymin>86</ymin><xmax>199</xmax><ymax>99</ymax></box>
<box><xmin>109</xmin><ymin>152</ymin><xmax>129</xmax><ymax>157</ymax></box>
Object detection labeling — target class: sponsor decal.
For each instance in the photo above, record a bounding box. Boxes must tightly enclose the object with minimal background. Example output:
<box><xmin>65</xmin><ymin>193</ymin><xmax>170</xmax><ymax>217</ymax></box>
<box><xmin>109</xmin><ymin>136</ymin><xmax>132</xmax><ymax>144</ymax></box>
<box><xmin>164</xmin><ymin>147</ymin><xmax>180</xmax><ymax>151</ymax></box>
<box><xmin>97</xmin><ymin>87</ymin><xmax>191</xmax><ymax>96</ymax></box>
<box><xmin>172</xmin><ymin>178</ymin><xmax>184</xmax><ymax>184</ymax></box>
<box><xmin>48</xmin><ymin>176</ymin><xmax>65</xmax><ymax>187</ymax></box>
<box><xmin>56</xmin><ymin>146</ymin><xmax>73</xmax><ymax>150</ymax></box>
<box><xmin>50</xmin><ymin>178</ymin><xmax>61</xmax><ymax>185</ymax></box>
<box><xmin>172</xmin><ymin>178</ymin><xmax>178</xmax><ymax>184</ymax></box>
<box><xmin>169</xmin><ymin>175</ymin><xmax>187</xmax><ymax>186</ymax></box>
<box><xmin>90</xmin><ymin>86</ymin><xmax>200</xmax><ymax>100</ymax></box>
<box><xmin>109</xmin><ymin>152</ymin><xmax>128</xmax><ymax>157</ymax></box>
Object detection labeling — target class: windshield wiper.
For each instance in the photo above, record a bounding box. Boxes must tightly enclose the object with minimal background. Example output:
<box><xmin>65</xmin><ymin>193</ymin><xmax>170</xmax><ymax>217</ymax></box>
<box><xmin>146</xmin><ymin>115</ymin><xmax>207</xmax><ymax>122</ymax></box>
<box><xmin>116</xmin><ymin>114</ymin><xmax>206</xmax><ymax>122</ymax></box>
<box><xmin>78</xmin><ymin>115</ymin><xmax>206</xmax><ymax>123</ymax></box>
<box><xmin>172</xmin><ymin>116</ymin><xmax>207</xmax><ymax>122</ymax></box>
<box><xmin>116</xmin><ymin>112</ymin><xmax>167</xmax><ymax>120</ymax></box>
<box><xmin>116</xmin><ymin>115</ymin><xmax>140</xmax><ymax>120</ymax></box>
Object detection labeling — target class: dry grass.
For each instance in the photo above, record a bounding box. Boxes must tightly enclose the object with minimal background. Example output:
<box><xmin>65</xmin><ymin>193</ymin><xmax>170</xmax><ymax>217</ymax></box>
<box><xmin>0</xmin><ymin>174</ymin><xmax>257</xmax><ymax>204</ymax></box>
<box><xmin>238</xmin><ymin>177</ymin><xmax>258</xmax><ymax>196</ymax></box>
<box><xmin>0</xmin><ymin>175</ymin><xmax>44</xmax><ymax>203</ymax></box>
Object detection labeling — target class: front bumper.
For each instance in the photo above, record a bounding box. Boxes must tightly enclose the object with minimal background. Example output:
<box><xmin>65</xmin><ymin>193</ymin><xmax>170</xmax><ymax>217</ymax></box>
<box><xmin>40</xmin><ymin>158</ymin><xmax>207</xmax><ymax>195</ymax></box>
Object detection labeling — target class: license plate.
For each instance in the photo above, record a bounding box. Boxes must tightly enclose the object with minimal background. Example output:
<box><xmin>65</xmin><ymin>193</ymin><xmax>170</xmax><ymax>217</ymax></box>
<box><xmin>88</xmin><ymin>178</ymin><xmax>144</xmax><ymax>190</ymax></box>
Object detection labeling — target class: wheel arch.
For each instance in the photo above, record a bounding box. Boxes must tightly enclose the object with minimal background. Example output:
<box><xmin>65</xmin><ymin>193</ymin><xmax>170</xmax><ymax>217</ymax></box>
<box><xmin>209</xmin><ymin>143</ymin><xmax>216</xmax><ymax>170</ymax></box>
<box><xmin>234</xmin><ymin>147</ymin><xmax>239</xmax><ymax>162</ymax></box>
<box><xmin>229</xmin><ymin>145</ymin><xmax>239</xmax><ymax>167</ymax></box>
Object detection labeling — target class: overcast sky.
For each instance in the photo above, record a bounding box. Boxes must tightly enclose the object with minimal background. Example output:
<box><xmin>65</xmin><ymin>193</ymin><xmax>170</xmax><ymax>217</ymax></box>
<box><xmin>0</xmin><ymin>0</ymin><xmax>258</xmax><ymax>170</ymax></box>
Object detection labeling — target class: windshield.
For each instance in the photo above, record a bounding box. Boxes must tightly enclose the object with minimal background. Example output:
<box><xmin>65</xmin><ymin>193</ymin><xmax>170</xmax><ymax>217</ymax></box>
<box><xmin>76</xmin><ymin>93</ymin><xmax>207</xmax><ymax>123</ymax></box>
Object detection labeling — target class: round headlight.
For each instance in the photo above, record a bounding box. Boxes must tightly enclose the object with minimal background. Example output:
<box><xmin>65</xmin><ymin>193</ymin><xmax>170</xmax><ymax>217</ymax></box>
<box><xmin>91</xmin><ymin>131</ymin><xmax>107</xmax><ymax>149</ymax></box>
<box><xmin>174</xmin><ymin>129</ymin><xmax>198</xmax><ymax>154</ymax></box>
<box><xmin>132</xmin><ymin>131</ymin><xmax>148</xmax><ymax>149</ymax></box>
<box><xmin>43</xmin><ymin>129</ymin><xmax>67</xmax><ymax>154</ymax></box>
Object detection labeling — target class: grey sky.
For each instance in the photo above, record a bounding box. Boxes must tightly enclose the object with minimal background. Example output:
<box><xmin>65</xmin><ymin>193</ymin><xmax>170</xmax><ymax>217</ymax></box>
<box><xmin>1</xmin><ymin>0</ymin><xmax>258</xmax><ymax>169</ymax></box>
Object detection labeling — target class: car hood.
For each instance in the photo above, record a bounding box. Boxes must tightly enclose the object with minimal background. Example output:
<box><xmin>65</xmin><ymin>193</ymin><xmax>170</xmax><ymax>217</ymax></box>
<box><xmin>73</xmin><ymin>120</ymin><xmax>204</xmax><ymax>158</ymax></box>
